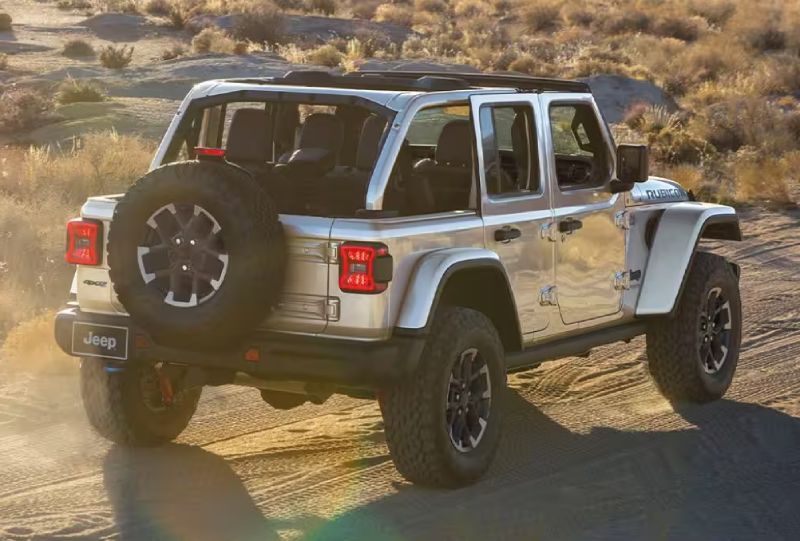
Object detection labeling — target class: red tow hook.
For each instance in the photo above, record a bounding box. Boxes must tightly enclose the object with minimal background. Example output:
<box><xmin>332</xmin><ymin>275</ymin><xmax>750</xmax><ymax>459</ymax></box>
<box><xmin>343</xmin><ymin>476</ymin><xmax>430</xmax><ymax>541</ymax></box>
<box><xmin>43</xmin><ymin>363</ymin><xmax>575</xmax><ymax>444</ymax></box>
<box><xmin>156</xmin><ymin>366</ymin><xmax>175</xmax><ymax>407</ymax></box>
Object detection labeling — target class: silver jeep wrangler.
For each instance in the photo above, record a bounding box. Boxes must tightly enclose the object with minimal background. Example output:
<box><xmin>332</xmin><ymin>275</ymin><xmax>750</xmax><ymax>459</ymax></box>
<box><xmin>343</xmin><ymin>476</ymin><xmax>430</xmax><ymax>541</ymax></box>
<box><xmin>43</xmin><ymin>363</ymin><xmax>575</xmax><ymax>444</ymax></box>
<box><xmin>55</xmin><ymin>71</ymin><xmax>742</xmax><ymax>487</ymax></box>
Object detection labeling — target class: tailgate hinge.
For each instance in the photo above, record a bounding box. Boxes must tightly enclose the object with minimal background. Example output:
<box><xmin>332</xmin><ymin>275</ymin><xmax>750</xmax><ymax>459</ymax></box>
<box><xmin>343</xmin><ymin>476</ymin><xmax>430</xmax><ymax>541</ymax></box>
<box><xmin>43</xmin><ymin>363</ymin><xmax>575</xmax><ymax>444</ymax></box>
<box><xmin>326</xmin><ymin>242</ymin><xmax>340</xmax><ymax>263</ymax></box>
<box><xmin>325</xmin><ymin>298</ymin><xmax>340</xmax><ymax>321</ymax></box>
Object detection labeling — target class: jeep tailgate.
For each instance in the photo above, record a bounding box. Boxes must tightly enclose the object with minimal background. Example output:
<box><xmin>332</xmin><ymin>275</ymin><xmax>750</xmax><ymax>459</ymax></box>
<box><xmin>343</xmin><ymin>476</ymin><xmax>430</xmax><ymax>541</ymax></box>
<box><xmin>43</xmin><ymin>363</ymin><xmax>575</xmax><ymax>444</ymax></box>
<box><xmin>76</xmin><ymin>196</ymin><xmax>334</xmax><ymax>334</ymax></box>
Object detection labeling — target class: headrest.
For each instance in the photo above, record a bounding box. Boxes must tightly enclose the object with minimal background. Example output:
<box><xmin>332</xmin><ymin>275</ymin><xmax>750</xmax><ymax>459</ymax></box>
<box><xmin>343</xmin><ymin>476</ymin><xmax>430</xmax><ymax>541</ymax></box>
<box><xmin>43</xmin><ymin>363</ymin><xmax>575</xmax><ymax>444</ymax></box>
<box><xmin>355</xmin><ymin>115</ymin><xmax>387</xmax><ymax>170</ymax></box>
<box><xmin>226</xmin><ymin>108</ymin><xmax>271</xmax><ymax>164</ymax></box>
<box><xmin>297</xmin><ymin>113</ymin><xmax>344</xmax><ymax>155</ymax></box>
<box><xmin>435</xmin><ymin>119</ymin><xmax>472</xmax><ymax>167</ymax></box>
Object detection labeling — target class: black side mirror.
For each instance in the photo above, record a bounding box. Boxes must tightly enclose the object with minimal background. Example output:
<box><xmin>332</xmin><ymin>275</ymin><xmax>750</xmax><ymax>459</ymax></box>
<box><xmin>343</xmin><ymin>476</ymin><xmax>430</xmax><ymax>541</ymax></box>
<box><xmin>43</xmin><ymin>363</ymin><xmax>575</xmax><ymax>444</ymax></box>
<box><xmin>617</xmin><ymin>144</ymin><xmax>649</xmax><ymax>183</ymax></box>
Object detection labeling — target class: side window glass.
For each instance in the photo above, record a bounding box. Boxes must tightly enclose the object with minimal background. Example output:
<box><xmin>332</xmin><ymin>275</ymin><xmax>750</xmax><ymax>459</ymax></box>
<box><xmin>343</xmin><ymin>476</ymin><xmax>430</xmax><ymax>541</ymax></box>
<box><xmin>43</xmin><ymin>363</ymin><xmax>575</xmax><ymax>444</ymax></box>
<box><xmin>479</xmin><ymin>104</ymin><xmax>540</xmax><ymax>197</ymax></box>
<box><xmin>549</xmin><ymin>103</ymin><xmax>611</xmax><ymax>190</ymax></box>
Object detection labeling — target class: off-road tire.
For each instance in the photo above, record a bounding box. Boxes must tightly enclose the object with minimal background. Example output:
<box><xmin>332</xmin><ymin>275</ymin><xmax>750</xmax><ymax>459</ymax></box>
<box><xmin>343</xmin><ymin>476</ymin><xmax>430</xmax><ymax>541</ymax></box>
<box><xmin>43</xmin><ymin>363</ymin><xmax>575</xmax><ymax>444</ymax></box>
<box><xmin>108</xmin><ymin>161</ymin><xmax>284</xmax><ymax>349</ymax></box>
<box><xmin>379</xmin><ymin>307</ymin><xmax>505</xmax><ymax>488</ymax></box>
<box><xmin>80</xmin><ymin>358</ymin><xmax>202</xmax><ymax>446</ymax></box>
<box><xmin>646</xmin><ymin>252</ymin><xmax>742</xmax><ymax>403</ymax></box>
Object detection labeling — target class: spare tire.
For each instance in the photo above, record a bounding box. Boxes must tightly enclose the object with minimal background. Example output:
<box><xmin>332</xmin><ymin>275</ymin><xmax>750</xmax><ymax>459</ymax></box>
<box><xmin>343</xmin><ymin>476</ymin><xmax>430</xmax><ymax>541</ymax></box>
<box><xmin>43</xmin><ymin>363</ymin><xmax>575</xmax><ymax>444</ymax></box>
<box><xmin>108</xmin><ymin>161</ymin><xmax>284</xmax><ymax>349</ymax></box>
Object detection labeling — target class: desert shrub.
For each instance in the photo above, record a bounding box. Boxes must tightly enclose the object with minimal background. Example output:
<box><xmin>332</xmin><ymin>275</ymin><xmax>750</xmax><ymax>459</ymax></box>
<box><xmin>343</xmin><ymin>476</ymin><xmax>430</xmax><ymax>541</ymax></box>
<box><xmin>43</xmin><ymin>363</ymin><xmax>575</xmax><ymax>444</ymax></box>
<box><xmin>62</xmin><ymin>38</ymin><xmax>95</xmax><ymax>57</ymax></box>
<box><xmin>0</xmin><ymin>13</ymin><xmax>12</xmax><ymax>31</ymax></box>
<box><xmin>307</xmin><ymin>43</ymin><xmax>342</xmax><ymax>67</ymax></box>
<box><xmin>56</xmin><ymin>78</ymin><xmax>106</xmax><ymax>104</ymax></box>
<box><xmin>732</xmin><ymin>149</ymin><xmax>794</xmax><ymax>205</ymax></box>
<box><xmin>416</xmin><ymin>0</ymin><xmax>447</xmax><ymax>13</ymax></box>
<box><xmin>733</xmin><ymin>14</ymin><xmax>786</xmax><ymax>52</ymax></box>
<box><xmin>99</xmin><ymin>44</ymin><xmax>134</xmax><ymax>68</ymax></box>
<box><xmin>0</xmin><ymin>53</ymin><xmax>7</xmax><ymax>70</ymax></box>
<box><xmin>0</xmin><ymin>133</ymin><xmax>154</xmax><ymax>336</ymax></box>
<box><xmin>192</xmin><ymin>27</ymin><xmax>236</xmax><ymax>53</ymax></box>
<box><xmin>166</xmin><ymin>6</ymin><xmax>188</xmax><ymax>29</ymax></box>
<box><xmin>661</xmin><ymin>38</ymin><xmax>740</xmax><ymax>95</ymax></box>
<box><xmin>691</xmin><ymin>98</ymin><xmax>795</xmax><ymax>154</ymax></box>
<box><xmin>651</xmin><ymin>15</ymin><xmax>703</xmax><ymax>42</ymax></box>
<box><xmin>144</xmin><ymin>0</ymin><xmax>171</xmax><ymax>15</ymax></box>
<box><xmin>160</xmin><ymin>44</ymin><xmax>187</xmax><ymax>60</ymax></box>
<box><xmin>99</xmin><ymin>0</ymin><xmax>139</xmax><ymax>13</ymax></box>
<box><xmin>508</xmin><ymin>53</ymin><xmax>537</xmax><ymax>74</ymax></box>
<box><xmin>232</xmin><ymin>4</ymin><xmax>285</xmax><ymax>44</ymax></box>
<box><xmin>521</xmin><ymin>1</ymin><xmax>561</xmax><ymax>32</ymax></box>
<box><xmin>561</xmin><ymin>4</ymin><xmax>593</xmax><ymax>27</ymax></box>
<box><xmin>307</xmin><ymin>0</ymin><xmax>336</xmax><ymax>15</ymax></box>
<box><xmin>56</xmin><ymin>0</ymin><xmax>92</xmax><ymax>9</ymax></box>
<box><xmin>0</xmin><ymin>88</ymin><xmax>53</xmax><ymax>133</ymax></box>
<box><xmin>351</xmin><ymin>0</ymin><xmax>381</xmax><ymax>19</ymax></box>
<box><xmin>594</xmin><ymin>9</ymin><xmax>650</xmax><ymax>35</ymax></box>
<box><xmin>374</xmin><ymin>3</ymin><xmax>414</xmax><ymax>26</ymax></box>
<box><xmin>453</xmin><ymin>0</ymin><xmax>492</xmax><ymax>18</ymax></box>
<box><xmin>687</xmin><ymin>0</ymin><xmax>736</xmax><ymax>27</ymax></box>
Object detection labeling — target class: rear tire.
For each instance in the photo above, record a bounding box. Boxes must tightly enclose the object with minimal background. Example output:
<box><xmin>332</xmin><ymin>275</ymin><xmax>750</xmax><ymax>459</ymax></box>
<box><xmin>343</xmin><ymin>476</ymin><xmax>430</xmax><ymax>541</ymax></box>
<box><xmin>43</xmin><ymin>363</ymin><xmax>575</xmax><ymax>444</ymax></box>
<box><xmin>80</xmin><ymin>358</ymin><xmax>201</xmax><ymax>446</ymax></box>
<box><xmin>379</xmin><ymin>307</ymin><xmax>505</xmax><ymax>488</ymax></box>
<box><xmin>646</xmin><ymin>252</ymin><xmax>742</xmax><ymax>403</ymax></box>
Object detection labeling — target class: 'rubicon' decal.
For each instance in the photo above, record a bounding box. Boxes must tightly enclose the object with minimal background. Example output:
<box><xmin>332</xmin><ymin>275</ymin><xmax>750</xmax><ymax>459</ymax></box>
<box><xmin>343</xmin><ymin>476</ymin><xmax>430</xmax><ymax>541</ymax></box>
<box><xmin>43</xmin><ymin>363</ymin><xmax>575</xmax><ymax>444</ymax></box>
<box><xmin>645</xmin><ymin>188</ymin><xmax>685</xmax><ymax>200</ymax></box>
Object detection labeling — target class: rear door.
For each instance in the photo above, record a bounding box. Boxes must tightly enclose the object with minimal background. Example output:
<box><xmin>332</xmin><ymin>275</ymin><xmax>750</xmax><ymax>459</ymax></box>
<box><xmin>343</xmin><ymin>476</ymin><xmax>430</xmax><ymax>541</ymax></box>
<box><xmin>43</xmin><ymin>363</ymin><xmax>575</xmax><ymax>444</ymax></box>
<box><xmin>539</xmin><ymin>94</ymin><xmax>626</xmax><ymax>325</ymax></box>
<box><xmin>470</xmin><ymin>94</ymin><xmax>554</xmax><ymax>338</ymax></box>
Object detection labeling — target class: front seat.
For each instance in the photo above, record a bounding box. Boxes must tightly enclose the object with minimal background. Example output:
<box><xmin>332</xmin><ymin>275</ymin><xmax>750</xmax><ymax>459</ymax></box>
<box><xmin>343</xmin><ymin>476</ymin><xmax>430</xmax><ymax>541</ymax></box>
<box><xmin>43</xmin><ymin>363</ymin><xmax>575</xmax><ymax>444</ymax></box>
<box><xmin>225</xmin><ymin>108</ymin><xmax>272</xmax><ymax>176</ymax></box>
<box><xmin>413</xmin><ymin>119</ymin><xmax>474</xmax><ymax>212</ymax></box>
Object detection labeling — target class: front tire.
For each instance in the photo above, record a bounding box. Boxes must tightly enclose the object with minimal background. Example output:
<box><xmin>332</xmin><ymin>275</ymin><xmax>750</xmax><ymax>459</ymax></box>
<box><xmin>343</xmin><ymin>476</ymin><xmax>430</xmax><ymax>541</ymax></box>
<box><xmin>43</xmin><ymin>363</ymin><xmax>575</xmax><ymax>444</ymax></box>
<box><xmin>646</xmin><ymin>252</ymin><xmax>742</xmax><ymax>403</ymax></box>
<box><xmin>80</xmin><ymin>358</ymin><xmax>202</xmax><ymax>446</ymax></box>
<box><xmin>379</xmin><ymin>307</ymin><xmax>505</xmax><ymax>488</ymax></box>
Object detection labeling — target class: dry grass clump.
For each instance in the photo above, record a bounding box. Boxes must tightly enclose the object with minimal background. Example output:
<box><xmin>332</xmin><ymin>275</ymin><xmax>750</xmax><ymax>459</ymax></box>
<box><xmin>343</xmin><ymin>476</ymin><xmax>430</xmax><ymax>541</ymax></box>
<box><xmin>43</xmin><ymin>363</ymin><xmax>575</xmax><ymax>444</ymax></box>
<box><xmin>308</xmin><ymin>0</ymin><xmax>336</xmax><ymax>15</ymax></box>
<box><xmin>0</xmin><ymin>13</ymin><xmax>12</xmax><ymax>31</ymax></box>
<box><xmin>374</xmin><ymin>3</ymin><xmax>414</xmax><ymax>26</ymax></box>
<box><xmin>192</xmin><ymin>27</ymin><xmax>236</xmax><ymax>53</ymax></box>
<box><xmin>232</xmin><ymin>3</ymin><xmax>286</xmax><ymax>44</ymax></box>
<box><xmin>522</xmin><ymin>1</ymin><xmax>562</xmax><ymax>32</ymax></box>
<box><xmin>0</xmin><ymin>88</ymin><xmax>54</xmax><ymax>133</ymax></box>
<box><xmin>160</xmin><ymin>44</ymin><xmax>187</xmax><ymax>60</ymax></box>
<box><xmin>0</xmin><ymin>53</ymin><xmax>7</xmax><ymax>70</ymax></box>
<box><xmin>56</xmin><ymin>78</ymin><xmax>106</xmax><ymax>104</ymax></box>
<box><xmin>0</xmin><ymin>132</ymin><xmax>154</xmax><ymax>337</ymax></box>
<box><xmin>99</xmin><ymin>44</ymin><xmax>134</xmax><ymax>69</ymax></box>
<box><xmin>306</xmin><ymin>43</ymin><xmax>342</xmax><ymax>67</ymax></box>
<box><xmin>732</xmin><ymin>149</ymin><xmax>796</xmax><ymax>205</ymax></box>
<box><xmin>62</xmin><ymin>38</ymin><xmax>95</xmax><ymax>58</ymax></box>
<box><xmin>144</xmin><ymin>0</ymin><xmax>171</xmax><ymax>16</ymax></box>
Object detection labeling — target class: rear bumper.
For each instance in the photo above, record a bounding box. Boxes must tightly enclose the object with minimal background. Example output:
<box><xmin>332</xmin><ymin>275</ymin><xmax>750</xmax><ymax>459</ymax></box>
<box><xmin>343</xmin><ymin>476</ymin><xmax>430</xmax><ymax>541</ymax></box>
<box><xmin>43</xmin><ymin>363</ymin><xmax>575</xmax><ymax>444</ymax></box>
<box><xmin>54</xmin><ymin>307</ymin><xmax>426</xmax><ymax>388</ymax></box>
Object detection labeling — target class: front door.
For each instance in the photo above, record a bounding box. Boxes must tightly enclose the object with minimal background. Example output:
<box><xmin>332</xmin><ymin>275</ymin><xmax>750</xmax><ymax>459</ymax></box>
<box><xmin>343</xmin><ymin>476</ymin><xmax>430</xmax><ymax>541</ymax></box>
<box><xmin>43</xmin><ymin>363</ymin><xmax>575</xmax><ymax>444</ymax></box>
<box><xmin>539</xmin><ymin>95</ymin><xmax>626</xmax><ymax>325</ymax></box>
<box><xmin>470</xmin><ymin>94</ymin><xmax>554</xmax><ymax>336</ymax></box>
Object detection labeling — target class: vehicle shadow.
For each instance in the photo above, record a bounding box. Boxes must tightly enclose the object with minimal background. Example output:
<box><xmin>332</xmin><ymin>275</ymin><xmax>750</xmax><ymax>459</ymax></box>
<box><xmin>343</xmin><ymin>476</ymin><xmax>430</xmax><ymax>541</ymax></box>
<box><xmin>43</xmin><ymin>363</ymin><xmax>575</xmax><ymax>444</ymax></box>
<box><xmin>102</xmin><ymin>394</ymin><xmax>800</xmax><ymax>541</ymax></box>
<box><xmin>305</xmin><ymin>393</ymin><xmax>800</xmax><ymax>541</ymax></box>
<box><xmin>103</xmin><ymin>443</ymin><xmax>282</xmax><ymax>541</ymax></box>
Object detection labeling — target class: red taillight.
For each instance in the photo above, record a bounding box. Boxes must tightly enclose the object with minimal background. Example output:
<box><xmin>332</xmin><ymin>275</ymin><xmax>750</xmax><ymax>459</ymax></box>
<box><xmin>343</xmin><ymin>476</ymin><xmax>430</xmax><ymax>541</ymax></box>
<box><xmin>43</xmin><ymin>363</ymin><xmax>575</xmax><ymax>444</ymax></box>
<box><xmin>338</xmin><ymin>243</ymin><xmax>392</xmax><ymax>293</ymax></box>
<box><xmin>65</xmin><ymin>219</ymin><xmax>101</xmax><ymax>265</ymax></box>
<box><xmin>194</xmin><ymin>147</ymin><xmax>226</xmax><ymax>159</ymax></box>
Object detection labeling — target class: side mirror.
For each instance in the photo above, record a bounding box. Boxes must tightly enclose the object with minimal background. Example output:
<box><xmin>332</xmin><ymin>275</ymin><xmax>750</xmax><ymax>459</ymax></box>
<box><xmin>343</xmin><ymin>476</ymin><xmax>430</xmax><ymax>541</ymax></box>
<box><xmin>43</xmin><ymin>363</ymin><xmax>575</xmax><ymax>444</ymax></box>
<box><xmin>617</xmin><ymin>144</ymin><xmax>649</xmax><ymax>183</ymax></box>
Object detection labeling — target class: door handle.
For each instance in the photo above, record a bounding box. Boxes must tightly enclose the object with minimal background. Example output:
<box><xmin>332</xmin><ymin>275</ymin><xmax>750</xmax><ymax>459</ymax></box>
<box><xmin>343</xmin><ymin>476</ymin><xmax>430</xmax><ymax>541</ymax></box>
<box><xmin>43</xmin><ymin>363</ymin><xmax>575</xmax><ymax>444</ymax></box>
<box><xmin>494</xmin><ymin>227</ymin><xmax>522</xmax><ymax>242</ymax></box>
<box><xmin>558</xmin><ymin>218</ymin><xmax>583</xmax><ymax>235</ymax></box>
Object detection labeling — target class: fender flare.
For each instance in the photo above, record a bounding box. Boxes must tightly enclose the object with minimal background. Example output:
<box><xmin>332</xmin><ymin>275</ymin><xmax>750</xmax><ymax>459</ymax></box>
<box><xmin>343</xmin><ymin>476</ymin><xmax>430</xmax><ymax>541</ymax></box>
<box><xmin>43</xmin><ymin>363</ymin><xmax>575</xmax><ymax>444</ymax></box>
<box><xmin>636</xmin><ymin>203</ymin><xmax>740</xmax><ymax>316</ymax></box>
<box><xmin>395</xmin><ymin>248</ymin><xmax>520</xmax><ymax>335</ymax></box>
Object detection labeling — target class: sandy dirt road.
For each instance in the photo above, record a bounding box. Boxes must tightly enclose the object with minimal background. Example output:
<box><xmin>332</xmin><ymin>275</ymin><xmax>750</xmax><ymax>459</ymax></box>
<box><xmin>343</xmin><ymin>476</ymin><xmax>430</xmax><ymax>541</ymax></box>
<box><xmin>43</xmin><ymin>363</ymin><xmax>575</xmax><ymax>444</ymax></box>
<box><xmin>0</xmin><ymin>208</ymin><xmax>798</xmax><ymax>540</ymax></box>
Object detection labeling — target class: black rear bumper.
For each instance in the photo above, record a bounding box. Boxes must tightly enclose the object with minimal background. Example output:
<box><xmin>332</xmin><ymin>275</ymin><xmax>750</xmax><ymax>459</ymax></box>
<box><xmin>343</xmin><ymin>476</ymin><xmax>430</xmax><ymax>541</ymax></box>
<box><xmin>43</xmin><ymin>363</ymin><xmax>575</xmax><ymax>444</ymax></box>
<box><xmin>54</xmin><ymin>307</ymin><xmax>426</xmax><ymax>388</ymax></box>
